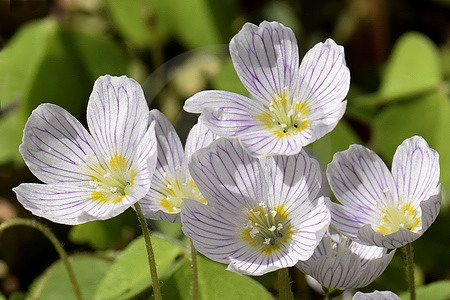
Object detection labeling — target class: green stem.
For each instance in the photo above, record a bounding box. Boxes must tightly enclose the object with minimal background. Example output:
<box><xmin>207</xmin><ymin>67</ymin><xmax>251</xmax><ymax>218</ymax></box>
<box><xmin>403</xmin><ymin>243</ymin><xmax>416</xmax><ymax>300</ymax></box>
<box><xmin>134</xmin><ymin>203</ymin><xmax>162</xmax><ymax>300</ymax></box>
<box><xmin>190</xmin><ymin>240</ymin><xmax>199</xmax><ymax>300</ymax></box>
<box><xmin>0</xmin><ymin>219</ymin><xmax>83</xmax><ymax>300</ymax></box>
<box><xmin>278</xmin><ymin>268</ymin><xmax>294</xmax><ymax>300</ymax></box>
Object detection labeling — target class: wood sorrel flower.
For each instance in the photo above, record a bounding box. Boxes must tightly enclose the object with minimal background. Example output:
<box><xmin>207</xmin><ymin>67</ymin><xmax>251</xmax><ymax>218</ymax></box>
<box><xmin>327</xmin><ymin>136</ymin><xmax>441</xmax><ymax>249</ymax></box>
<box><xmin>139</xmin><ymin>110</ymin><xmax>217</xmax><ymax>222</ymax></box>
<box><xmin>297</xmin><ymin>230</ymin><xmax>394</xmax><ymax>290</ymax></box>
<box><xmin>13</xmin><ymin>75</ymin><xmax>158</xmax><ymax>225</ymax></box>
<box><xmin>184</xmin><ymin>21</ymin><xmax>349</xmax><ymax>157</ymax></box>
<box><xmin>180</xmin><ymin>138</ymin><xmax>330</xmax><ymax>275</ymax></box>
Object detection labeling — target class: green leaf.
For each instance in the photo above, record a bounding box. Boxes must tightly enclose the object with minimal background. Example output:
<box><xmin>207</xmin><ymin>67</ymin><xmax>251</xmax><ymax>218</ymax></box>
<box><xmin>0</xmin><ymin>111</ymin><xmax>25</xmax><ymax>164</ymax></box>
<box><xmin>149</xmin><ymin>0</ymin><xmax>234</xmax><ymax>48</ymax></box>
<box><xmin>0</xmin><ymin>19</ymin><xmax>54</xmax><ymax>108</ymax></box>
<box><xmin>399</xmin><ymin>280</ymin><xmax>450</xmax><ymax>300</ymax></box>
<box><xmin>379</xmin><ymin>32</ymin><xmax>442</xmax><ymax>101</ymax></box>
<box><xmin>162</xmin><ymin>255</ymin><xmax>274</xmax><ymax>300</ymax></box>
<box><xmin>94</xmin><ymin>234</ymin><xmax>184</xmax><ymax>300</ymax></box>
<box><xmin>69</xmin><ymin>209</ymin><xmax>138</xmax><ymax>250</ymax></box>
<box><xmin>0</xmin><ymin>17</ymin><xmax>127</xmax><ymax>165</ymax></box>
<box><xmin>28</xmin><ymin>255</ymin><xmax>112</xmax><ymax>300</ymax></box>
<box><xmin>104</xmin><ymin>0</ymin><xmax>159</xmax><ymax>48</ymax></box>
<box><xmin>310</xmin><ymin>119</ymin><xmax>362</xmax><ymax>165</ymax></box>
<box><xmin>59</xmin><ymin>29</ymin><xmax>127</xmax><ymax>81</ymax></box>
<box><xmin>373</xmin><ymin>92</ymin><xmax>450</xmax><ymax>200</ymax></box>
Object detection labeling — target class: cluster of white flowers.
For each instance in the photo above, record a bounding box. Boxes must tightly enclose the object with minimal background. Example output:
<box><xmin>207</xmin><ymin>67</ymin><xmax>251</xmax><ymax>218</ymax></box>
<box><xmin>13</xmin><ymin>21</ymin><xmax>440</xmax><ymax>298</ymax></box>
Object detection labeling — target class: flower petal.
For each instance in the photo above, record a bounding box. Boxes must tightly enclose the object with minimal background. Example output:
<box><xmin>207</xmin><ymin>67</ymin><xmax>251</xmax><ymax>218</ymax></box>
<box><xmin>133</xmin><ymin>120</ymin><xmax>158</xmax><ymax>198</ymax></box>
<box><xmin>87</xmin><ymin>75</ymin><xmax>149</xmax><ymax>162</ymax></box>
<box><xmin>188</xmin><ymin>138</ymin><xmax>266</xmax><ymax>214</ymax></box>
<box><xmin>330</xmin><ymin>202</ymin><xmax>371</xmax><ymax>241</ymax></box>
<box><xmin>230</xmin><ymin>21</ymin><xmax>300</xmax><ymax>102</ymax></box>
<box><xmin>289</xmin><ymin>197</ymin><xmax>331</xmax><ymax>261</ymax></box>
<box><xmin>238</xmin><ymin>126</ymin><xmax>313</xmax><ymax>156</ymax></box>
<box><xmin>19</xmin><ymin>103</ymin><xmax>97</xmax><ymax>184</ymax></box>
<box><xmin>357</xmin><ymin>224</ymin><xmax>421</xmax><ymax>249</ymax></box>
<box><xmin>143</xmin><ymin>200</ymin><xmax>181</xmax><ymax>223</ymax></box>
<box><xmin>185</xmin><ymin>119</ymin><xmax>219</xmax><ymax>159</ymax></box>
<box><xmin>308</xmin><ymin>101</ymin><xmax>347</xmax><ymax>144</ymax></box>
<box><xmin>297</xmin><ymin>38</ymin><xmax>349</xmax><ymax>124</ymax></box>
<box><xmin>13</xmin><ymin>183</ymin><xmax>136</xmax><ymax>225</ymax></box>
<box><xmin>184</xmin><ymin>90</ymin><xmax>266</xmax><ymax>137</ymax></box>
<box><xmin>308</xmin><ymin>253</ymin><xmax>362</xmax><ymax>289</ymax></box>
<box><xmin>149</xmin><ymin>109</ymin><xmax>185</xmax><ymax>175</ymax></box>
<box><xmin>352</xmin><ymin>250</ymin><xmax>395</xmax><ymax>288</ymax></box>
<box><xmin>327</xmin><ymin>144</ymin><xmax>398</xmax><ymax>215</ymax></box>
<box><xmin>227</xmin><ymin>247</ymin><xmax>298</xmax><ymax>276</ymax></box>
<box><xmin>392</xmin><ymin>136</ymin><xmax>440</xmax><ymax>205</ymax></box>
<box><xmin>181</xmin><ymin>198</ymin><xmax>245</xmax><ymax>265</ymax></box>
<box><xmin>264</xmin><ymin>149</ymin><xmax>322</xmax><ymax>210</ymax></box>
<box><xmin>420</xmin><ymin>189</ymin><xmax>441</xmax><ymax>233</ymax></box>
<box><xmin>138</xmin><ymin>111</ymin><xmax>185</xmax><ymax>221</ymax></box>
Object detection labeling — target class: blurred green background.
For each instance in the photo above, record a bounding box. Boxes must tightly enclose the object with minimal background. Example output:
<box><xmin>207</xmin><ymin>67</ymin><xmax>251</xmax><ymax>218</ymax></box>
<box><xmin>0</xmin><ymin>0</ymin><xmax>449</xmax><ymax>299</ymax></box>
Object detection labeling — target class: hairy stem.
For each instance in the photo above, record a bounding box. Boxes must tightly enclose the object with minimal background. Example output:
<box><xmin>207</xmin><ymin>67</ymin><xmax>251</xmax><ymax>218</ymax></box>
<box><xmin>190</xmin><ymin>240</ymin><xmax>199</xmax><ymax>300</ymax></box>
<box><xmin>0</xmin><ymin>219</ymin><xmax>83</xmax><ymax>300</ymax></box>
<box><xmin>278</xmin><ymin>268</ymin><xmax>294</xmax><ymax>300</ymax></box>
<box><xmin>134</xmin><ymin>203</ymin><xmax>162</xmax><ymax>300</ymax></box>
<box><xmin>403</xmin><ymin>243</ymin><xmax>416</xmax><ymax>300</ymax></box>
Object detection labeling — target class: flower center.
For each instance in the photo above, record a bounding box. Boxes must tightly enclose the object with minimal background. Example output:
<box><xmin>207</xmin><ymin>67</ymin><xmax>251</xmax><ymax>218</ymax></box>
<box><xmin>325</xmin><ymin>235</ymin><xmax>355</xmax><ymax>256</ymax></box>
<box><xmin>259</xmin><ymin>92</ymin><xmax>309</xmax><ymax>136</ymax></box>
<box><xmin>89</xmin><ymin>153</ymin><xmax>136</xmax><ymax>203</ymax></box>
<box><xmin>375</xmin><ymin>202</ymin><xmax>421</xmax><ymax>235</ymax></box>
<box><xmin>159</xmin><ymin>169</ymin><xmax>206</xmax><ymax>213</ymax></box>
<box><xmin>241</xmin><ymin>202</ymin><xmax>293</xmax><ymax>254</ymax></box>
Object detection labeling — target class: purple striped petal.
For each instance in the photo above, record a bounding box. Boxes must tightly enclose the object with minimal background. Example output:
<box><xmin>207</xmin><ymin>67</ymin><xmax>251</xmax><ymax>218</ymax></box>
<box><xmin>297</xmin><ymin>231</ymin><xmax>394</xmax><ymax>290</ymax></box>
<box><xmin>132</xmin><ymin>121</ymin><xmax>158</xmax><ymax>198</ymax></box>
<box><xmin>327</xmin><ymin>144</ymin><xmax>398</xmax><ymax>215</ymax></box>
<box><xmin>392</xmin><ymin>136</ymin><xmax>440</xmax><ymax>206</ymax></box>
<box><xmin>19</xmin><ymin>104</ymin><xmax>98</xmax><ymax>184</ymax></box>
<box><xmin>142</xmin><ymin>202</ymin><xmax>181</xmax><ymax>223</ymax></box>
<box><xmin>289</xmin><ymin>197</ymin><xmax>331</xmax><ymax>261</ymax></box>
<box><xmin>230</xmin><ymin>21</ymin><xmax>300</xmax><ymax>103</ymax></box>
<box><xmin>139</xmin><ymin>111</ymin><xmax>188</xmax><ymax>222</ymax></box>
<box><xmin>330</xmin><ymin>203</ymin><xmax>373</xmax><ymax>241</ymax></box>
<box><xmin>264</xmin><ymin>150</ymin><xmax>322</xmax><ymax>210</ymax></box>
<box><xmin>238</xmin><ymin>126</ymin><xmax>313</xmax><ymax>157</ymax></box>
<box><xmin>309</xmin><ymin>253</ymin><xmax>362</xmax><ymax>289</ymax></box>
<box><xmin>184</xmin><ymin>90</ymin><xmax>266</xmax><ymax>137</ymax></box>
<box><xmin>185</xmin><ymin>119</ymin><xmax>219</xmax><ymax>159</ymax></box>
<box><xmin>352</xmin><ymin>250</ymin><xmax>395</xmax><ymax>288</ymax></box>
<box><xmin>357</xmin><ymin>224</ymin><xmax>420</xmax><ymax>249</ymax></box>
<box><xmin>87</xmin><ymin>75</ymin><xmax>149</xmax><ymax>163</ymax></box>
<box><xmin>181</xmin><ymin>198</ymin><xmax>244</xmax><ymax>264</ymax></box>
<box><xmin>13</xmin><ymin>183</ymin><xmax>137</xmax><ymax>225</ymax></box>
<box><xmin>420</xmin><ymin>190</ymin><xmax>441</xmax><ymax>233</ymax></box>
<box><xmin>149</xmin><ymin>109</ymin><xmax>184</xmax><ymax>176</ymax></box>
<box><xmin>188</xmin><ymin>138</ymin><xmax>266</xmax><ymax>214</ymax></box>
<box><xmin>227</xmin><ymin>247</ymin><xmax>298</xmax><ymax>276</ymax></box>
<box><xmin>297</xmin><ymin>38</ymin><xmax>349</xmax><ymax>126</ymax></box>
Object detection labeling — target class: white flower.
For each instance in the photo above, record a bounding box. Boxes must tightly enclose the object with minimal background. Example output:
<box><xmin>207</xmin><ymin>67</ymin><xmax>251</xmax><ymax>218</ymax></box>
<box><xmin>297</xmin><ymin>231</ymin><xmax>394</xmax><ymax>290</ymax></box>
<box><xmin>327</xmin><ymin>136</ymin><xmax>441</xmax><ymax>248</ymax></box>
<box><xmin>184</xmin><ymin>21</ymin><xmax>349</xmax><ymax>157</ymax></box>
<box><xmin>13</xmin><ymin>75</ymin><xmax>157</xmax><ymax>225</ymax></box>
<box><xmin>139</xmin><ymin>110</ymin><xmax>218</xmax><ymax>222</ymax></box>
<box><xmin>181</xmin><ymin>138</ymin><xmax>330</xmax><ymax>275</ymax></box>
